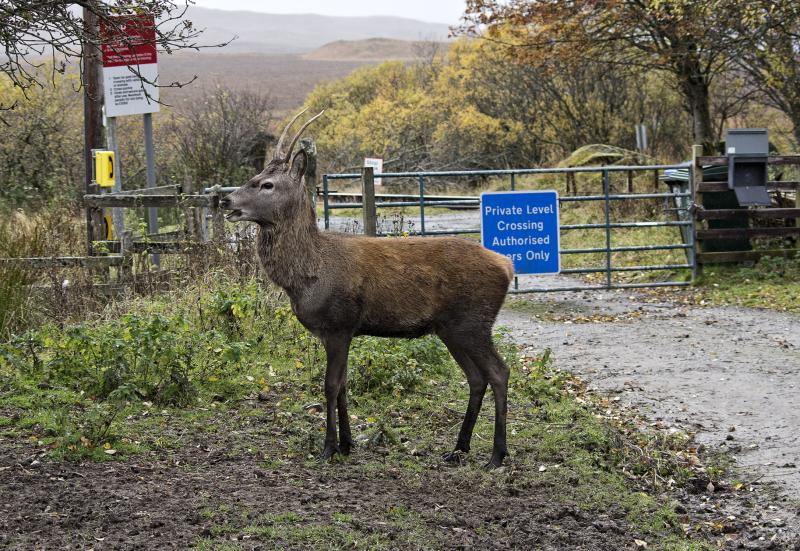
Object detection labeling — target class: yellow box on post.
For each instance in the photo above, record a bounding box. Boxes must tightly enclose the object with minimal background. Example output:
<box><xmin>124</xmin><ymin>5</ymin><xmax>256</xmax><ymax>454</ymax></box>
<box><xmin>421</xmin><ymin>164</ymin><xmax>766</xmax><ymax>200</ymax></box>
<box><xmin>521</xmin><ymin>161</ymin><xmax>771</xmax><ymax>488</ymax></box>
<box><xmin>94</xmin><ymin>150</ymin><xmax>115</xmax><ymax>188</ymax></box>
<box><xmin>103</xmin><ymin>214</ymin><xmax>113</xmax><ymax>240</ymax></box>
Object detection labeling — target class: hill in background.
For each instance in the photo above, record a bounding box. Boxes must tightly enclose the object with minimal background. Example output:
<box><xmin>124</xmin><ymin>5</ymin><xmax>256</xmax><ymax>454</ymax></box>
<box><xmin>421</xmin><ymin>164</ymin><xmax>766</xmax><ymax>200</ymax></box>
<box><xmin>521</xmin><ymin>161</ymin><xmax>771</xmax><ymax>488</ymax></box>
<box><xmin>157</xmin><ymin>8</ymin><xmax>450</xmax><ymax>112</ymax></box>
<box><xmin>185</xmin><ymin>7</ymin><xmax>450</xmax><ymax>54</ymax></box>
<box><xmin>159</xmin><ymin>36</ymin><xmax>446</xmax><ymax>113</ymax></box>
<box><xmin>159</xmin><ymin>53</ymin><xmax>372</xmax><ymax>112</ymax></box>
<box><xmin>303</xmin><ymin>38</ymin><xmax>446</xmax><ymax>61</ymax></box>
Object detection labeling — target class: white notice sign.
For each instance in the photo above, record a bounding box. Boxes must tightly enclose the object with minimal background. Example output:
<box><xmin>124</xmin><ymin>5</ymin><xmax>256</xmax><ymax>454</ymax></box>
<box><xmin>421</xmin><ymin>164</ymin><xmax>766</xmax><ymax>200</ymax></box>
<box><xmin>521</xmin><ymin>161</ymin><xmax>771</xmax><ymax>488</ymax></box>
<box><xmin>101</xmin><ymin>15</ymin><xmax>160</xmax><ymax>118</ymax></box>
<box><xmin>364</xmin><ymin>157</ymin><xmax>384</xmax><ymax>186</ymax></box>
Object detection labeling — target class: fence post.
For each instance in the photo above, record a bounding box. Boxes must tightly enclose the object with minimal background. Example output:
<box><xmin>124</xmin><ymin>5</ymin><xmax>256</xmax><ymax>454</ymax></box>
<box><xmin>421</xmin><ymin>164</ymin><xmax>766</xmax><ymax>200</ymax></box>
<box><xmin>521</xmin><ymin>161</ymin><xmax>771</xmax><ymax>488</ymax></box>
<box><xmin>691</xmin><ymin>144</ymin><xmax>704</xmax><ymax>265</ymax></box>
<box><xmin>418</xmin><ymin>175</ymin><xmax>426</xmax><ymax>235</ymax></box>
<box><xmin>322</xmin><ymin>175</ymin><xmax>330</xmax><ymax>230</ymax></box>
<box><xmin>626</xmin><ymin>170</ymin><xmax>634</xmax><ymax>193</ymax></box>
<box><xmin>200</xmin><ymin>205</ymin><xmax>209</xmax><ymax>242</ymax></box>
<box><xmin>120</xmin><ymin>230</ymin><xmax>133</xmax><ymax>280</ymax></box>
<box><xmin>182</xmin><ymin>175</ymin><xmax>197</xmax><ymax>240</ymax></box>
<box><xmin>603</xmin><ymin>169</ymin><xmax>612</xmax><ymax>289</ymax></box>
<box><xmin>212</xmin><ymin>190</ymin><xmax>225</xmax><ymax>245</ymax></box>
<box><xmin>300</xmin><ymin>138</ymin><xmax>317</xmax><ymax>204</ymax></box>
<box><xmin>361</xmin><ymin>166</ymin><xmax>377</xmax><ymax>236</ymax></box>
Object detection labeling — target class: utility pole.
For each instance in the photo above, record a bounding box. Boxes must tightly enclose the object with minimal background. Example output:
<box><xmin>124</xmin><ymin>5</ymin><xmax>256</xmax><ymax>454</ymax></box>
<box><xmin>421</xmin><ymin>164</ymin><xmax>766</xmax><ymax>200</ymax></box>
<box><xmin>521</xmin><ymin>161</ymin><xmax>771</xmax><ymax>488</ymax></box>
<box><xmin>82</xmin><ymin>4</ymin><xmax>104</xmax><ymax>255</ymax></box>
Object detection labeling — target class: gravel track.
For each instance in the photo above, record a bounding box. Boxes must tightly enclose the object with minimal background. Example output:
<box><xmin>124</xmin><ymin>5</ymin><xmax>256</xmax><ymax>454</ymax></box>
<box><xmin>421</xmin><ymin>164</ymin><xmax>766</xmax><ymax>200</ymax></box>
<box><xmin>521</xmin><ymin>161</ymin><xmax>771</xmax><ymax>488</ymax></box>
<box><xmin>498</xmin><ymin>274</ymin><xmax>800</xmax><ymax>530</ymax></box>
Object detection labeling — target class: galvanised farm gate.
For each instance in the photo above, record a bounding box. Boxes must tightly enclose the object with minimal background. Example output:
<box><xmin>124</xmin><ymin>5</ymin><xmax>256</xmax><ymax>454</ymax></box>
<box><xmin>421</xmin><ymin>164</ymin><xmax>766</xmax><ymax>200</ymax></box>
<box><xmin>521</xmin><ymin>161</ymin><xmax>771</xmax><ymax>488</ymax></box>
<box><xmin>322</xmin><ymin>164</ymin><xmax>697</xmax><ymax>293</ymax></box>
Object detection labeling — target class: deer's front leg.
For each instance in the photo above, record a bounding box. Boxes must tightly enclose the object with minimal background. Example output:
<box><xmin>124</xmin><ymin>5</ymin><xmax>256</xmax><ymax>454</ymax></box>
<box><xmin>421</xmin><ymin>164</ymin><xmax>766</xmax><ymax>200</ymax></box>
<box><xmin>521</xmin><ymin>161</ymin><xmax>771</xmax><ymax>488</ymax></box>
<box><xmin>320</xmin><ymin>333</ymin><xmax>352</xmax><ymax>460</ymax></box>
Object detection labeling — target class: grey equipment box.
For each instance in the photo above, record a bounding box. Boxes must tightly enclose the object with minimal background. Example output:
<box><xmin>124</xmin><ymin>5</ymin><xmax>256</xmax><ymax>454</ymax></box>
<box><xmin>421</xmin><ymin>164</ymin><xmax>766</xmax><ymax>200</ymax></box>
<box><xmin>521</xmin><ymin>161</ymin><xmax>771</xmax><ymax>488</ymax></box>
<box><xmin>726</xmin><ymin>128</ymin><xmax>771</xmax><ymax>206</ymax></box>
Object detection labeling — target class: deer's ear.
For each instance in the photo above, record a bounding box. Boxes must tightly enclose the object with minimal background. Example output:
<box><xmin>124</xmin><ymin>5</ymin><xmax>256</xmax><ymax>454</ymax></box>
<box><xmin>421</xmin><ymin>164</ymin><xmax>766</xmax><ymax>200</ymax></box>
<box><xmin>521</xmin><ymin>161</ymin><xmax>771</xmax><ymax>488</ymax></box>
<box><xmin>290</xmin><ymin>149</ymin><xmax>307</xmax><ymax>182</ymax></box>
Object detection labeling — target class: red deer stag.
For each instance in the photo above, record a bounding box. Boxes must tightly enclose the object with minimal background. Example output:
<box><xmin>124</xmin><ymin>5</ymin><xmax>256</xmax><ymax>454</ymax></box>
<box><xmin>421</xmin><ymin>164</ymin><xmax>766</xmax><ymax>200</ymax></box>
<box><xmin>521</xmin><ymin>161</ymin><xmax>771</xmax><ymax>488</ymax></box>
<box><xmin>221</xmin><ymin>110</ymin><xmax>514</xmax><ymax>467</ymax></box>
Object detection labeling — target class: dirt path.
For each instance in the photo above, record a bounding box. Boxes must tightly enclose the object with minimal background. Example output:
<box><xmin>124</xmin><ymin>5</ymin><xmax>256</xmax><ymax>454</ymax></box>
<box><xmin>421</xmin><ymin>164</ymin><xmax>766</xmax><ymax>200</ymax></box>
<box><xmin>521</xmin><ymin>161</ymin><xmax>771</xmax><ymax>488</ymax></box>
<box><xmin>499</xmin><ymin>274</ymin><xmax>800</xmax><ymax>521</ymax></box>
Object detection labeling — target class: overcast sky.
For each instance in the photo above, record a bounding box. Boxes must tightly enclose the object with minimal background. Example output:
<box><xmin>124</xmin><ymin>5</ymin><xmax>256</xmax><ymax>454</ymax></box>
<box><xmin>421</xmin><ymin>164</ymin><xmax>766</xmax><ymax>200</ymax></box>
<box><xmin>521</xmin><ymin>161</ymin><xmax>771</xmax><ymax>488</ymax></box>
<box><xmin>191</xmin><ymin>0</ymin><xmax>467</xmax><ymax>25</ymax></box>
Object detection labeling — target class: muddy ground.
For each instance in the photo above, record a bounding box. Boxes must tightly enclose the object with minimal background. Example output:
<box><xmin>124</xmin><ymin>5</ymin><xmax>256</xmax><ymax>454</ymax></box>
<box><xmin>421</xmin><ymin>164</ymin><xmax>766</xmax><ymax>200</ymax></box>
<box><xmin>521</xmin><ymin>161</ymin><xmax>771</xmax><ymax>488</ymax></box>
<box><xmin>0</xmin><ymin>431</ymin><xmax>650</xmax><ymax>551</ymax></box>
<box><xmin>2</xmin><ymin>404</ymin><xmax>797</xmax><ymax>550</ymax></box>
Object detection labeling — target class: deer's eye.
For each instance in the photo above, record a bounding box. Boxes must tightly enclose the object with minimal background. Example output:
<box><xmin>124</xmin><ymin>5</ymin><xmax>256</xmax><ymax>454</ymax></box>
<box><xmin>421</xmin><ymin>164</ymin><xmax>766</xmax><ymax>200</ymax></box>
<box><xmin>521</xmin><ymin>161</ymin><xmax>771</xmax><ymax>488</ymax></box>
<box><xmin>260</xmin><ymin>182</ymin><xmax>274</xmax><ymax>191</ymax></box>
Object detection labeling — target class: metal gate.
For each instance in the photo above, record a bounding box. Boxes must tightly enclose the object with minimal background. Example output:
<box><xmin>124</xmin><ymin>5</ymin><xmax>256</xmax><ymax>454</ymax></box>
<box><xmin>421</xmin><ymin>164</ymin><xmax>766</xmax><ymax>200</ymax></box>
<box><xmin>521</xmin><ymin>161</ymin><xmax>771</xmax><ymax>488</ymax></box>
<box><xmin>322</xmin><ymin>164</ymin><xmax>696</xmax><ymax>293</ymax></box>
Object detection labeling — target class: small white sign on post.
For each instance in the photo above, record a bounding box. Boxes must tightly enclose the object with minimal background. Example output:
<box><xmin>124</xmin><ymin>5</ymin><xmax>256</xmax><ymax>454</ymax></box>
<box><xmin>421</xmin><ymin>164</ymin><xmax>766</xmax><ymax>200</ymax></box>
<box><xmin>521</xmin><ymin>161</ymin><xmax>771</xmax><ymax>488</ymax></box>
<box><xmin>363</xmin><ymin>157</ymin><xmax>384</xmax><ymax>186</ymax></box>
<box><xmin>101</xmin><ymin>15</ymin><xmax>160</xmax><ymax>118</ymax></box>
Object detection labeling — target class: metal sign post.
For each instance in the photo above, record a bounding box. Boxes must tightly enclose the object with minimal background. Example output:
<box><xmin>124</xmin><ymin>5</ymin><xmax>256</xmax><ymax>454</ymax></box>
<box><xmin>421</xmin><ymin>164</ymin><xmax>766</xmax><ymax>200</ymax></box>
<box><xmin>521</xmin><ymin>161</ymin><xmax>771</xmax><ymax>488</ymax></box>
<box><xmin>635</xmin><ymin>124</ymin><xmax>648</xmax><ymax>153</ymax></box>
<box><xmin>106</xmin><ymin>116</ymin><xmax>124</xmax><ymax>245</ymax></box>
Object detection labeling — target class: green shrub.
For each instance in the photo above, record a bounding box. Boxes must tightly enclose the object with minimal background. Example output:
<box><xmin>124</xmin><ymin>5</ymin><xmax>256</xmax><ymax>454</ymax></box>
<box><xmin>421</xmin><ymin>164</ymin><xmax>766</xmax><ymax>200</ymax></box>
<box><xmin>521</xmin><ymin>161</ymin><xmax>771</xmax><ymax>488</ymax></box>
<box><xmin>348</xmin><ymin>335</ymin><xmax>453</xmax><ymax>396</ymax></box>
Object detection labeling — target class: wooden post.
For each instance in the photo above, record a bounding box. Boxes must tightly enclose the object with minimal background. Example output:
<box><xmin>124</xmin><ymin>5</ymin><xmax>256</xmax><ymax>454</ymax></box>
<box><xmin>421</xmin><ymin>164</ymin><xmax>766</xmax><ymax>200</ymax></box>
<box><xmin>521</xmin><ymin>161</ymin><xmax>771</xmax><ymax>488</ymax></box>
<box><xmin>212</xmin><ymin>192</ymin><xmax>225</xmax><ymax>244</ymax></box>
<box><xmin>200</xmin><ymin>205</ymin><xmax>209</xmax><ymax>242</ymax></box>
<box><xmin>796</xmin><ymin>182</ymin><xmax>799</xmax><ymax>230</ymax></box>
<box><xmin>361</xmin><ymin>166</ymin><xmax>377</xmax><ymax>236</ymax></box>
<box><xmin>120</xmin><ymin>230</ymin><xmax>134</xmax><ymax>280</ymax></box>
<box><xmin>566</xmin><ymin>172</ymin><xmax>576</xmax><ymax>195</ymax></box>
<box><xmin>300</xmin><ymin>138</ymin><xmax>317</xmax><ymax>204</ymax></box>
<box><xmin>88</xmin><ymin>182</ymin><xmax>104</xmax><ymax>238</ymax></box>
<box><xmin>626</xmin><ymin>171</ymin><xmax>634</xmax><ymax>193</ymax></box>
<box><xmin>182</xmin><ymin>175</ymin><xmax>197</xmax><ymax>239</ymax></box>
<box><xmin>652</xmin><ymin>169</ymin><xmax>659</xmax><ymax>192</ymax></box>
<box><xmin>691</xmin><ymin>145</ymin><xmax>705</xmax><ymax>190</ymax></box>
<box><xmin>692</xmin><ymin>144</ymin><xmax>704</xmax><ymax>255</ymax></box>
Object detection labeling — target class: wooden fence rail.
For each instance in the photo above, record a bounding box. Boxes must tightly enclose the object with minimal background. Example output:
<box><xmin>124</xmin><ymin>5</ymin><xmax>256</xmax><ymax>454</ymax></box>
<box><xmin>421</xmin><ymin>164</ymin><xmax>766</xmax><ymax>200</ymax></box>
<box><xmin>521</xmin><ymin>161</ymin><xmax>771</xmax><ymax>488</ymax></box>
<box><xmin>84</xmin><ymin>194</ymin><xmax>215</xmax><ymax>208</ymax></box>
<box><xmin>0</xmin><ymin>256</ymin><xmax>124</xmax><ymax>268</ymax></box>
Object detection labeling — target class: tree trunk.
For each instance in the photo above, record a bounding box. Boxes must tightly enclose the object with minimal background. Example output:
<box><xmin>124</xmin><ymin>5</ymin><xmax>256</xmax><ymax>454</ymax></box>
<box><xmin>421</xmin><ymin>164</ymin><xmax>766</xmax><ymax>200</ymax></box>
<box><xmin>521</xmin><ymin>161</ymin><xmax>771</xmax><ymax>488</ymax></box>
<box><xmin>675</xmin><ymin>55</ymin><xmax>715</xmax><ymax>154</ymax></box>
<box><xmin>791</xmin><ymin>105</ymin><xmax>800</xmax><ymax>150</ymax></box>
<box><xmin>685</xmin><ymin>79</ymin><xmax>714</xmax><ymax>153</ymax></box>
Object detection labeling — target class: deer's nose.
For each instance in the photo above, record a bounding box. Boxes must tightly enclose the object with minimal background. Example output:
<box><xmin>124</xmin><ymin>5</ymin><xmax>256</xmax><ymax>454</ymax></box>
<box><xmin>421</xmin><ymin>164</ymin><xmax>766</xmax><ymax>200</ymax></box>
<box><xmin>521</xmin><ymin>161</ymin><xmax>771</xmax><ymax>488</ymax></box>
<box><xmin>220</xmin><ymin>196</ymin><xmax>231</xmax><ymax>209</ymax></box>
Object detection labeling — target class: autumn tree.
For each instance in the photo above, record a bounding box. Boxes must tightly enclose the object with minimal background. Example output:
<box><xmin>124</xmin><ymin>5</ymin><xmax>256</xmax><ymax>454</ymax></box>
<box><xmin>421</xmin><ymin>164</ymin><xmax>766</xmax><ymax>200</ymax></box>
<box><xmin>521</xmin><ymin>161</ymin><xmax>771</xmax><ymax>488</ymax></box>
<box><xmin>299</xmin><ymin>40</ymin><xmax>691</xmax><ymax>174</ymax></box>
<box><xmin>0</xmin><ymin>70</ymin><xmax>84</xmax><ymax>206</ymax></box>
<box><xmin>736</xmin><ymin>0</ymin><xmax>800</xmax><ymax>146</ymax></box>
<box><xmin>460</xmin><ymin>0</ymin><xmax>759</xmax><ymax>152</ymax></box>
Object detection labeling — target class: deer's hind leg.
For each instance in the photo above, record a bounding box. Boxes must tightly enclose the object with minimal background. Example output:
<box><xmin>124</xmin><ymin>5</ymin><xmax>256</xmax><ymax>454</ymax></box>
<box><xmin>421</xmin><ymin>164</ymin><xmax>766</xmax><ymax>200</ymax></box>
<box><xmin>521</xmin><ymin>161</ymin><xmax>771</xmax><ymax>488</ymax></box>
<box><xmin>439</xmin><ymin>324</ymin><xmax>509</xmax><ymax>468</ymax></box>
<box><xmin>438</xmin><ymin>329</ymin><xmax>489</xmax><ymax>462</ymax></box>
<box><xmin>466</xmin><ymin>332</ymin><xmax>509</xmax><ymax>469</ymax></box>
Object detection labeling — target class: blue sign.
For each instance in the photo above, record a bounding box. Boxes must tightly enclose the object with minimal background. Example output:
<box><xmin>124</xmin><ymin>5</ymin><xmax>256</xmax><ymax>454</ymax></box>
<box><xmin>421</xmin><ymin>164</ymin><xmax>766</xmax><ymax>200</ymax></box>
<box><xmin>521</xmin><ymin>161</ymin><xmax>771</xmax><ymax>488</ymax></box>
<box><xmin>481</xmin><ymin>190</ymin><xmax>560</xmax><ymax>274</ymax></box>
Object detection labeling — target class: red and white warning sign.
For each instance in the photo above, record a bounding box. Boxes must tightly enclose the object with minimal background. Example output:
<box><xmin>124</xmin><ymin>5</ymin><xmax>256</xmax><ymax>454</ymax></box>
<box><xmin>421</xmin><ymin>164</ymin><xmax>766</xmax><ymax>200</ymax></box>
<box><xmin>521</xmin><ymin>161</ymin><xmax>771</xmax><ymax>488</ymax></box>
<box><xmin>100</xmin><ymin>15</ymin><xmax>160</xmax><ymax>117</ymax></box>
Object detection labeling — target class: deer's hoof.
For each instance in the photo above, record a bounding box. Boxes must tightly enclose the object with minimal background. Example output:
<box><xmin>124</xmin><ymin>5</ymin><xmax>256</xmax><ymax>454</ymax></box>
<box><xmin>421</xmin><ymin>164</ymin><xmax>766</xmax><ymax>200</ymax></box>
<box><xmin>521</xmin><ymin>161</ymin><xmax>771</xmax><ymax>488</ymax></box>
<box><xmin>319</xmin><ymin>444</ymin><xmax>341</xmax><ymax>461</ymax></box>
<box><xmin>441</xmin><ymin>450</ymin><xmax>468</xmax><ymax>465</ymax></box>
<box><xmin>483</xmin><ymin>455</ymin><xmax>505</xmax><ymax>470</ymax></box>
<box><xmin>339</xmin><ymin>441</ymin><xmax>353</xmax><ymax>456</ymax></box>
